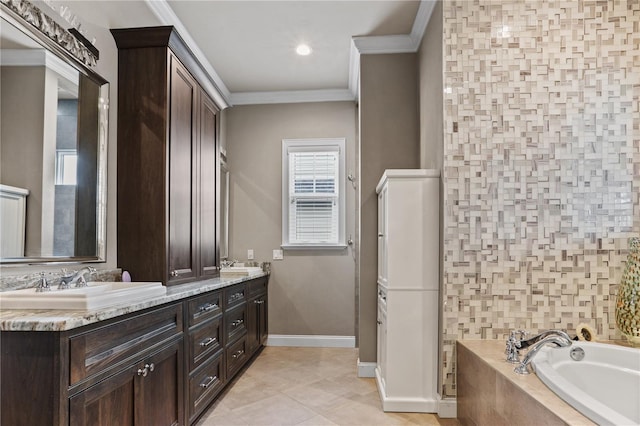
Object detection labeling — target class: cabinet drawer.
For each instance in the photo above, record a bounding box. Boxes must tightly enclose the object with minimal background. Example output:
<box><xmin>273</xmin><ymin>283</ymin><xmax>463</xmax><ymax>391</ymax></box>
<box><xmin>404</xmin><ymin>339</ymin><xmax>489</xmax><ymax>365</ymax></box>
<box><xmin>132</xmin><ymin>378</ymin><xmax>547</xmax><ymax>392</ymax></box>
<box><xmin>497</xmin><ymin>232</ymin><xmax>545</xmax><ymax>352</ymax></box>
<box><xmin>224</xmin><ymin>283</ymin><xmax>246</xmax><ymax>308</ymax></box>
<box><xmin>189</xmin><ymin>352</ymin><xmax>224</xmax><ymax>422</ymax></box>
<box><xmin>187</xmin><ymin>291</ymin><xmax>222</xmax><ymax>328</ymax></box>
<box><xmin>247</xmin><ymin>276</ymin><xmax>268</xmax><ymax>298</ymax></box>
<box><xmin>224</xmin><ymin>304</ymin><xmax>247</xmax><ymax>344</ymax></box>
<box><xmin>189</xmin><ymin>317</ymin><xmax>222</xmax><ymax>372</ymax></box>
<box><xmin>225</xmin><ymin>336</ymin><xmax>247</xmax><ymax>378</ymax></box>
<box><xmin>69</xmin><ymin>304</ymin><xmax>183</xmax><ymax>387</ymax></box>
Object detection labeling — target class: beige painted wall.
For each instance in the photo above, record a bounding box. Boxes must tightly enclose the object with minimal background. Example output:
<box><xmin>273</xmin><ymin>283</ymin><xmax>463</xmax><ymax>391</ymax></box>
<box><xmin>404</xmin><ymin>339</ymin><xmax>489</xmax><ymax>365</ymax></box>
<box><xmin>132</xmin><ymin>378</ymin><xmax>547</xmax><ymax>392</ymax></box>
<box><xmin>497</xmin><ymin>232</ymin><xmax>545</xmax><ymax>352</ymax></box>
<box><xmin>358</xmin><ymin>53</ymin><xmax>420</xmax><ymax>362</ymax></box>
<box><xmin>1</xmin><ymin>67</ymin><xmax>47</xmax><ymax>257</ymax></box>
<box><xmin>225</xmin><ymin>102</ymin><xmax>357</xmax><ymax>336</ymax></box>
<box><xmin>418</xmin><ymin>1</ymin><xmax>443</xmax><ymax>172</ymax></box>
<box><xmin>417</xmin><ymin>0</ymin><xmax>445</xmax><ymax>395</ymax></box>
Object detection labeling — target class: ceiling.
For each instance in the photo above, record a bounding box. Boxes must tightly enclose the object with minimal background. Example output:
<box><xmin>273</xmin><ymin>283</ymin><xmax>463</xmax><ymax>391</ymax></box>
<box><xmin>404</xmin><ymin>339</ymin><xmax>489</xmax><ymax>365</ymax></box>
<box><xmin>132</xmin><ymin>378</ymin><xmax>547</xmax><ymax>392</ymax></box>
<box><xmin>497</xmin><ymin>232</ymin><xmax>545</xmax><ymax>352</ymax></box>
<box><xmin>54</xmin><ymin>0</ymin><xmax>435</xmax><ymax>107</ymax></box>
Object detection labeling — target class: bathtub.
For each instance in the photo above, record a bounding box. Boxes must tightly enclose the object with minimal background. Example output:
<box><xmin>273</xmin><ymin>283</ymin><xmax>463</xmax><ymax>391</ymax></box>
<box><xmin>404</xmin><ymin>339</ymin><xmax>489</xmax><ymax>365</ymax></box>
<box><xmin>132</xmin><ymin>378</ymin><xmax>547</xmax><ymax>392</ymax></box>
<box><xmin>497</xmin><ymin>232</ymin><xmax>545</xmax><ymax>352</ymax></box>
<box><xmin>532</xmin><ymin>341</ymin><xmax>640</xmax><ymax>426</ymax></box>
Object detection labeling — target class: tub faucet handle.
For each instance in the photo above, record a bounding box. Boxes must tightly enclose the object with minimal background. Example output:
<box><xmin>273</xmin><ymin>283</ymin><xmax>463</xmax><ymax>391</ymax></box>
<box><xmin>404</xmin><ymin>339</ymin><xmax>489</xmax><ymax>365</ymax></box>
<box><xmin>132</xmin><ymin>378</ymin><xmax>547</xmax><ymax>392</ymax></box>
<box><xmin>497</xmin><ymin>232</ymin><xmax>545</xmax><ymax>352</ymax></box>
<box><xmin>505</xmin><ymin>329</ymin><xmax>527</xmax><ymax>363</ymax></box>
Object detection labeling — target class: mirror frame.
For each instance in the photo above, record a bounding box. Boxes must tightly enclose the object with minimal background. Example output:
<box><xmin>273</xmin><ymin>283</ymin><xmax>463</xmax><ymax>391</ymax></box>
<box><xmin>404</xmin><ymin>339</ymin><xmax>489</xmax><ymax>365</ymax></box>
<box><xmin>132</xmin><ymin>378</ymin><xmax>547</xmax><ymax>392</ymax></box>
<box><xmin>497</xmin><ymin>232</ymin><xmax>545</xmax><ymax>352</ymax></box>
<box><xmin>1</xmin><ymin>0</ymin><xmax>109</xmax><ymax>264</ymax></box>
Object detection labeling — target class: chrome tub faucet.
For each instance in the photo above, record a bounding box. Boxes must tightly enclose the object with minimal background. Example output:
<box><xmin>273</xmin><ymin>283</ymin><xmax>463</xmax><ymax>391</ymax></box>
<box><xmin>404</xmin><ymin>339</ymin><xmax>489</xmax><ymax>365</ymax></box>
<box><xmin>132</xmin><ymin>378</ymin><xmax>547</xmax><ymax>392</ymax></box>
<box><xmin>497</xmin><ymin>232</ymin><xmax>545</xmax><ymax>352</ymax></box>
<box><xmin>505</xmin><ymin>329</ymin><xmax>572</xmax><ymax>363</ymax></box>
<box><xmin>514</xmin><ymin>334</ymin><xmax>572</xmax><ymax>375</ymax></box>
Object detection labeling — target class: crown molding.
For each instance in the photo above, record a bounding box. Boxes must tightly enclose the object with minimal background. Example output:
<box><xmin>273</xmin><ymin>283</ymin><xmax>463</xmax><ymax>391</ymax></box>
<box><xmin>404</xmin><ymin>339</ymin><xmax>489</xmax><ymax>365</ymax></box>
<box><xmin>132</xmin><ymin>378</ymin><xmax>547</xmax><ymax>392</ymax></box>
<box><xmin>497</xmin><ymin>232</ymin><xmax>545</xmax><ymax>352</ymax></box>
<box><xmin>145</xmin><ymin>0</ymin><xmax>231</xmax><ymax>109</ymax></box>
<box><xmin>231</xmin><ymin>89</ymin><xmax>355</xmax><ymax>106</ymax></box>
<box><xmin>146</xmin><ymin>0</ymin><xmax>436</xmax><ymax>107</ymax></box>
<box><xmin>348</xmin><ymin>0</ymin><xmax>437</xmax><ymax>99</ymax></box>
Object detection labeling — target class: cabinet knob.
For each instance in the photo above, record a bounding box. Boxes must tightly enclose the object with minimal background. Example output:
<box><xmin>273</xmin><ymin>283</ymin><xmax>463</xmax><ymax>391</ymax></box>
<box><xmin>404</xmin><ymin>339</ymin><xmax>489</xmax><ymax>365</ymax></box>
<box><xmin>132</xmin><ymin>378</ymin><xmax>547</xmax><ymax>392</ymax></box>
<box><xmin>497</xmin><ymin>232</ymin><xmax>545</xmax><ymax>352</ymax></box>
<box><xmin>136</xmin><ymin>363</ymin><xmax>155</xmax><ymax>377</ymax></box>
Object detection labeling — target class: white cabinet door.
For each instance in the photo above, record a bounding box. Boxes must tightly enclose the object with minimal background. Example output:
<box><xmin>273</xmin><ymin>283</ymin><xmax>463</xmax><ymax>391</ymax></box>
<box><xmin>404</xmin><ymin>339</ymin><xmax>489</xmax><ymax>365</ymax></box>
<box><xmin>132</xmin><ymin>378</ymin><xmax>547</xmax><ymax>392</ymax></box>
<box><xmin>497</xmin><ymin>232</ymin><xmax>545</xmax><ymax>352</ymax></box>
<box><xmin>377</xmin><ymin>186</ymin><xmax>388</xmax><ymax>286</ymax></box>
<box><xmin>376</xmin><ymin>288</ymin><xmax>387</xmax><ymax>389</ymax></box>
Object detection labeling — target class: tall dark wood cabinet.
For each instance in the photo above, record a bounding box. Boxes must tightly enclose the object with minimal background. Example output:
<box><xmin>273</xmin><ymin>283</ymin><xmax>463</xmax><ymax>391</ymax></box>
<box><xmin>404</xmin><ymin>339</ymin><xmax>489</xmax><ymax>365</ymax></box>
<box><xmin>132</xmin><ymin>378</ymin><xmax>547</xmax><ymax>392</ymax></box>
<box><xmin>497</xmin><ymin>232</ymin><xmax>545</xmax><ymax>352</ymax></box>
<box><xmin>111</xmin><ymin>26</ymin><xmax>220</xmax><ymax>285</ymax></box>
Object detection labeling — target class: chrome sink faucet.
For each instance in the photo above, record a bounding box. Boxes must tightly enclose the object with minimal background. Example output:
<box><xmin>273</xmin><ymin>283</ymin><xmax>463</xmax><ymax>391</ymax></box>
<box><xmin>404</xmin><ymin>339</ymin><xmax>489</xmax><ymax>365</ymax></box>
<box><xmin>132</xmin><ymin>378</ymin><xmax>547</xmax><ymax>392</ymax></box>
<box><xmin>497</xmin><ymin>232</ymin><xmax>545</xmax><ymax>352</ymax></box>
<box><xmin>514</xmin><ymin>335</ymin><xmax>572</xmax><ymax>375</ymax></box>
<box><xmin>220</xmin><ymin>259</ymin><xmax>238</xmax><ymax>268</ymax></box>
<box><xmin>58</xmin><ymin>267</ymin><xmax>96</xmax><ymax>290</ymax></box>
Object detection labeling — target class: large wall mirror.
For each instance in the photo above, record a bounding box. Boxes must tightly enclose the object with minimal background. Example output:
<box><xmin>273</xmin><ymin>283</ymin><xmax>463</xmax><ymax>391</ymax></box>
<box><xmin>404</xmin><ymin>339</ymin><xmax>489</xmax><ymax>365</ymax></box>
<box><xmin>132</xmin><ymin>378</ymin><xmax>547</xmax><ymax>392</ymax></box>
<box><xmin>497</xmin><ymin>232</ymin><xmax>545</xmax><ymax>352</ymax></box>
<box><xmin>0</xmin><ymin>2</ymin><xmax>109</xmax><ymax>264</ymax></box>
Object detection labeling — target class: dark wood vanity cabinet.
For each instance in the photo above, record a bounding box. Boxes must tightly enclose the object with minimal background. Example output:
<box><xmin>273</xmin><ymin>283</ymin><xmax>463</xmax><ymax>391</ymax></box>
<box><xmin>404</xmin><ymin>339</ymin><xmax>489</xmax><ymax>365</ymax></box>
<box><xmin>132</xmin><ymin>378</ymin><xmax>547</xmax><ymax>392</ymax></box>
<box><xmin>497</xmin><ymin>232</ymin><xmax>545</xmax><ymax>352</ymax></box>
<box><xmin>1</xmin><ymin>276</ymin><xmax>269</xmax><ymax>426</ymax></box>
<box><xmin>1</xmin><ymin>303</ymin><xmax>185</xmax><ymax>426</ymax></box>
<box><xmin>111</xmin><ymin>26</ymin><xmax>220</xmax><ymax>285</ymax></box>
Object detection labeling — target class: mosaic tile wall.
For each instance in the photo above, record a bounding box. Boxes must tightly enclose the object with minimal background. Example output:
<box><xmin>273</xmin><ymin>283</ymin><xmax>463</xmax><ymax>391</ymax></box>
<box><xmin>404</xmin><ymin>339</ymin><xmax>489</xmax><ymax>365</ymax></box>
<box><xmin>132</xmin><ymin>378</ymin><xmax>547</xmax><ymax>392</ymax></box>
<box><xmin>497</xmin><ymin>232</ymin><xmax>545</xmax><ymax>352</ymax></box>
<box><xmin>442</xmin><ymin>0</ymin><xmax>640</xmax><ymax>397</ymax></box>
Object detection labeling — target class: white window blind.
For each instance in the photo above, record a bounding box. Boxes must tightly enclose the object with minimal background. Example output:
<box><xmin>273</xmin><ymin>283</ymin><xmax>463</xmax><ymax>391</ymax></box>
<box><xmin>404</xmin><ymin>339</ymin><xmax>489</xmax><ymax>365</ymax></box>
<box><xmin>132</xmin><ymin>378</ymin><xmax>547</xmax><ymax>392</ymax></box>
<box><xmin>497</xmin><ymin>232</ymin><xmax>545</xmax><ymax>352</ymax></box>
<box><xmin>282</xmin><ymin>139</ymin><xmax>346</xmax><ymax>248</ymax></box>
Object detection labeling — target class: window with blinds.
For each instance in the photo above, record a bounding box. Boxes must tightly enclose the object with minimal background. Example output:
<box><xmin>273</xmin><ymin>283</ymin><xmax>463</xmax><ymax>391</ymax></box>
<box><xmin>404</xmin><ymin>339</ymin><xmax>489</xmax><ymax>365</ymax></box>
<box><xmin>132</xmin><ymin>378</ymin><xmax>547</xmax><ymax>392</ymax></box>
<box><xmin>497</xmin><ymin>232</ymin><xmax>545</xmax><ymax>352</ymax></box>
<box><xmin>282</xmin><ymin>139</ymin><xmax>346</xmax><ymax>248</ymax></box>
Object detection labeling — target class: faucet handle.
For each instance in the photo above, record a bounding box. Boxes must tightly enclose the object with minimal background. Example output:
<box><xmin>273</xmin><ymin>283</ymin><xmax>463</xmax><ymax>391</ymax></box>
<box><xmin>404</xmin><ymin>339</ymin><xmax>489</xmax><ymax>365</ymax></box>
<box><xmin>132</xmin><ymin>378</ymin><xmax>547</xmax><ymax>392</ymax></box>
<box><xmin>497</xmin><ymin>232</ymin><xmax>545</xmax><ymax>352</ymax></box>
<box><xmin>34</xmin><ymin>272</ymin><xmax>50</xmax><ymax>292</ymax></box>
<box><xmin>505</xmin><ymin>329</ymin><xmax>527</xmax><ymax>363</ymax></box>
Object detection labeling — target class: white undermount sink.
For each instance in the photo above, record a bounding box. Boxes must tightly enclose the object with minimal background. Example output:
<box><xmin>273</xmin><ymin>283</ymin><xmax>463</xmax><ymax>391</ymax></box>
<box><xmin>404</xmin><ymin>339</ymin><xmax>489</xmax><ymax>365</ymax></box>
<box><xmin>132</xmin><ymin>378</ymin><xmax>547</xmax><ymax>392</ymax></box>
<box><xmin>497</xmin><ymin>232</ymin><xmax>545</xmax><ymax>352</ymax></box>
<box><xmin>0</xmin><ymin>281</ymin><xmax>166</xmax><ymax>311</ymax></box>
<box><xmin>220</xmin><ymin>266</ymin><xmax>263</xmax><ymax>277</ymax></box>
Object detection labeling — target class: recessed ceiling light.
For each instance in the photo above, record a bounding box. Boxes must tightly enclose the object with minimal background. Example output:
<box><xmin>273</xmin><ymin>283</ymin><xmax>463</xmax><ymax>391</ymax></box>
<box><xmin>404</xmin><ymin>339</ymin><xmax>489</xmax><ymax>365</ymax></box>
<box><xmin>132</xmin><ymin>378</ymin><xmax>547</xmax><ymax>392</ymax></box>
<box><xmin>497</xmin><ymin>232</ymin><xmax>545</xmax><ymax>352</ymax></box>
<box><xmin>296</xmin><ymin>44</ymin><xmax>312</xmax><ymax>56</ymax></box>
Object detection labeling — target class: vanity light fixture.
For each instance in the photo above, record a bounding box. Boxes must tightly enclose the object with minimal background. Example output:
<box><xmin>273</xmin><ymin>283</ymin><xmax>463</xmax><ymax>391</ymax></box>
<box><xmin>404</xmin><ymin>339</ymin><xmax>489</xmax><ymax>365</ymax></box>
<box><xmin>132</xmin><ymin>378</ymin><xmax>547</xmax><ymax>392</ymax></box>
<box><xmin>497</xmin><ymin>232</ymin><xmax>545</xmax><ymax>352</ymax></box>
<box><xmin>296</xmin><ymin>43</ymin><xmax>312</xmax><ymax>56</ymax></box>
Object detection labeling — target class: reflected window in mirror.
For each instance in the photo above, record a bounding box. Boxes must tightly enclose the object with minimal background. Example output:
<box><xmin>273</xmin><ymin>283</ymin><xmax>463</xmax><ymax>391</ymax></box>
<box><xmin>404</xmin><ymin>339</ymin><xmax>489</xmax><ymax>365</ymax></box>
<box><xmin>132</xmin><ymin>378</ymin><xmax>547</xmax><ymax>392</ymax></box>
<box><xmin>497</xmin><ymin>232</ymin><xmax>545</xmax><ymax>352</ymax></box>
<box><xmin>55</xmin><ymin>149</ymin><xmax>78</xmax><ymax>185</ymax></box>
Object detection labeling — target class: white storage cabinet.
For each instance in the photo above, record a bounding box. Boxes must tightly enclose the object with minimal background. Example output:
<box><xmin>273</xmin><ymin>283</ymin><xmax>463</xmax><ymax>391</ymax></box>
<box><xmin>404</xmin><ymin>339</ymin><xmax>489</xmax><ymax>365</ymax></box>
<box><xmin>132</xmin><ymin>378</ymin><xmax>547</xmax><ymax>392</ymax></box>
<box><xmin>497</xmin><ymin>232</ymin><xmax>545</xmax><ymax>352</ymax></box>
<box><xmin>375</xmin><ymin>169</ymin><xmax>439</xmax><ymax>412</ymax></box>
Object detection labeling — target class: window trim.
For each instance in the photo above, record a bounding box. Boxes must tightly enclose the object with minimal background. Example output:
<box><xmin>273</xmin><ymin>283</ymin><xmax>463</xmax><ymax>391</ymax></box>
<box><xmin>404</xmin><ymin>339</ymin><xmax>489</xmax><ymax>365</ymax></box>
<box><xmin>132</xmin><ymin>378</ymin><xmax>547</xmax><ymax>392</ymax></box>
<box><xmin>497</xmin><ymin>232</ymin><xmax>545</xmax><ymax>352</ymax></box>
<box><xmin>281</xmin><ymin>138</ymin><xmax>347</xmax><ymax>250</ymax></box>
<box><xmin>55</xmin><ymin>149</ymin><xmax>78</xmax><ymax>185</ymax></box>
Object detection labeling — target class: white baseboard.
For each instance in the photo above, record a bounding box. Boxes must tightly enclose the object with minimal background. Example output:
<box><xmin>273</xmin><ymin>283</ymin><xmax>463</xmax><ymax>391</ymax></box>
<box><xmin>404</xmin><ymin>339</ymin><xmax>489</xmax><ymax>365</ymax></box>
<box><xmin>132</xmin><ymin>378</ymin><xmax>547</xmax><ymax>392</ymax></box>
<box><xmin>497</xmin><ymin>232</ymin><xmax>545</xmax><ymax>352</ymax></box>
<box><xmin>357</xmin><ymin>359</ymin><xmax>376</xmax><ymax>377</ymax></box>
<box><xmin>266</xmin><ymin>334</ymin><xmax>355</xmax><ymax>348</ymax></box>
<box><xmin>375</xmin><ymin>367</ymin><xmax>438</xmax><ymax>412</ymax></box>
<box><xmin>437</xmin><ymin>395</ymin><xmax>457</xmax><ymax>418</ymax></box>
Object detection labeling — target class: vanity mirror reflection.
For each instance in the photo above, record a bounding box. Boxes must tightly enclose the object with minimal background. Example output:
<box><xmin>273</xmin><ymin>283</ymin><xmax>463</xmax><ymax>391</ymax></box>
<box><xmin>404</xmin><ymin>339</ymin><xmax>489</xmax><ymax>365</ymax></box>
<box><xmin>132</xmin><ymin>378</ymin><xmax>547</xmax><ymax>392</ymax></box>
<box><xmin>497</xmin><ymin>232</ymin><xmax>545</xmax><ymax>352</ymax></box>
<box><xmin>0</xmin><ymin>1</ymin><xmax>109</xmax><ymax>264</ymax></box>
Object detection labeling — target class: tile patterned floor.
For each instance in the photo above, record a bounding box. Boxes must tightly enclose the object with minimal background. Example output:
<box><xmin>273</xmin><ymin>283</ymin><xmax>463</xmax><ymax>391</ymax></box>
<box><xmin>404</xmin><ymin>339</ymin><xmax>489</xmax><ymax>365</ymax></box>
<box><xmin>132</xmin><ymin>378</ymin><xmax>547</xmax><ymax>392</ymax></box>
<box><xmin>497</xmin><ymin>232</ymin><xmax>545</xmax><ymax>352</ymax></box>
<box><xmin>196</xmin><ymin>347</ymin><xmax>459</xmax><ymax>426</ymax></box>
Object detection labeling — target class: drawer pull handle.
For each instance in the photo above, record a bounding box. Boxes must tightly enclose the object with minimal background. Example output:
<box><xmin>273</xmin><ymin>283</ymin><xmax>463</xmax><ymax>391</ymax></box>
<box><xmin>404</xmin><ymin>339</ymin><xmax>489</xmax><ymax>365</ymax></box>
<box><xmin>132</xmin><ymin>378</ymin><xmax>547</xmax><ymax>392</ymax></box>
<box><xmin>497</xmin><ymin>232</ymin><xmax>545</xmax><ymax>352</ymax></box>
<box><xmin>229</xmin><ymin>292</ymin><xmax>243</xmax><ymax>301</ymax></box>
<box><xmin>200</xmin><ymin>337</ymin><xmax>217</xmax><ymax>347</ymax></box>
<box><xmin>232</xmin><ymin>319</ymin><xmax>244</xmax><ymax>327</ymax></box>
<box><xmin>170</xmin><ymin>270</ymin><xmax>179</xmax><ymax>277</ymax></box>
<box><xmin>253</xmin><ymin>299</ymin><xmax>265</xmax><ymax>304</ymax></box>
<box><xmin>232</xmin><ymin>350</ymin><xmax>244</xmax><ymax>359</ymax></box>
<box><xmin>199</xmin><ymin>375</ymin><xmax>218</xmax><ymax>388</ymax></box>
<box><xmin>199</xmin><ymin>303</ymin><xmax>218</xmax><ymax>313</ymax></box>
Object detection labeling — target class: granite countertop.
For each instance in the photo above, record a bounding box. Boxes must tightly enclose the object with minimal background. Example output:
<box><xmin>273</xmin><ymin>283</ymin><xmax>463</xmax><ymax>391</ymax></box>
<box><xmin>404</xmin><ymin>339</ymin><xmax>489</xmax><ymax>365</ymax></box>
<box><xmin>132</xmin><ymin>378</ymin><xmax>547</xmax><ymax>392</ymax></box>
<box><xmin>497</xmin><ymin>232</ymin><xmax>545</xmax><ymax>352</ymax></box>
<box><xmin>0</xmin><ymin>273</ymin><xmax>268</xmax><ymax>332</ymax></box>
<box><xmin>458</xmin><ymin>340</ymin><xmax>595</xmax><ymax>426</ymax></box>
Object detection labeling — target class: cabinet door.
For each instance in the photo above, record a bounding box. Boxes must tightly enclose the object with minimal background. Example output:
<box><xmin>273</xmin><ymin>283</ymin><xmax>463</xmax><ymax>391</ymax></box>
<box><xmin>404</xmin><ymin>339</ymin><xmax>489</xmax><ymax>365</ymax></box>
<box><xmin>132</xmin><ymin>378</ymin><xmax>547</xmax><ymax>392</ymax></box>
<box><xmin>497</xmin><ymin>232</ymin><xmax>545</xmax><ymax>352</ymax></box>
<box><xmin>69</xmin><ymin>340</ymin><xmax>183</xmax><ymax>426</ymax></box>
<box><xmin>199</xmin><ymin>92</ymin><xmax>219</xmax><ymax>277</ymax></box>
<box><xmin>377</xmin><ymin>186</ymin><xmax>388</xmax><ymax>286</ymax></box>
<box><xmin>257</xmin><ymin>293</ymin><xmax>268</xmax><ymax>347</ymax></box>
<box><xmin>246</xmin><ymin>294</ymin><xmax>266</xmax><ymax>354</ymax></box>
<box><xmin>168</xmin><ymin>55</ymin><xmax>198</xmax><ymax>284</ymax></box>
<box><xmin>137</xmin><ymin>340</ymin><xmax>184</xmax><ymax>426</ymax></box>
<box><xmin>376</xmin><ymin>292</ymin><xmax>387</xmax><ymax>389</ymax></box>
<box><xmin>69</xmin><ymin>364</ymin><xmax>136</xmax><ymax>426</ymax></box>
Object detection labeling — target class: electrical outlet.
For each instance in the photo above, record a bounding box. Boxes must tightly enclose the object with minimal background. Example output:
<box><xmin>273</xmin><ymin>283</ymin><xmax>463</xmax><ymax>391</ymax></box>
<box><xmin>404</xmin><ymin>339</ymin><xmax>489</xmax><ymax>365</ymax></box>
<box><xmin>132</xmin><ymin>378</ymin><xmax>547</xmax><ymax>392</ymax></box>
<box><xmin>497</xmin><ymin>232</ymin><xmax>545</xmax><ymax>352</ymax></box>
<box><xmin>273</xmin><ymin>249</ymin><xmax>283</xmax><ymax>260</ymax></box>
<box><xmin>247</xmin><ymin>249</ymin><xmax>254</xmax><ymax>260</ymax></box>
